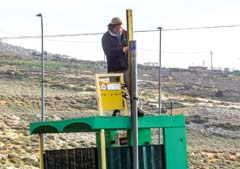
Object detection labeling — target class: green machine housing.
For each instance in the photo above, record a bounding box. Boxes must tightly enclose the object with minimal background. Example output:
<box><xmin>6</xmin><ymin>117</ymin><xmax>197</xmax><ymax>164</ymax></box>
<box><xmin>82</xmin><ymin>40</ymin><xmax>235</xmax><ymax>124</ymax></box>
<box><xmin>30</xmin><ymin>115</ymin><xmax>188</xmax><ymax>169</ymax></box>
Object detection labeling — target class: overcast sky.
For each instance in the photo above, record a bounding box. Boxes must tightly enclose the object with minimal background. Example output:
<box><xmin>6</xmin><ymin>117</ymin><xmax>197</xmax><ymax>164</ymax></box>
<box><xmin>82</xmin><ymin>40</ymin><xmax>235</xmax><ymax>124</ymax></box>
<box><xmin>1</xmin><ymin>0</ymin><xmax>240</xmax><ymax>69</ymax></box>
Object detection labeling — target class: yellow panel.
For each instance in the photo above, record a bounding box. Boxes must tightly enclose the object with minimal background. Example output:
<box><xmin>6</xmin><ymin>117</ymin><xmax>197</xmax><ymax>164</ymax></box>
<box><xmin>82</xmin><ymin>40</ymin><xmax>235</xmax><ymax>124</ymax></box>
<box><xmin>95</xmin><ymin>73</ymin><xmax>128</xmax><ymax>115</ymax></box>
<box><xmin>101</xmin><ymin>90</ymin><xmax>124</xmax><ymax>110</ymax></box>
<box><xmin>99</xmin><ymin>81</ymin><xmax>124</xmax><ymax>111</ymax></box>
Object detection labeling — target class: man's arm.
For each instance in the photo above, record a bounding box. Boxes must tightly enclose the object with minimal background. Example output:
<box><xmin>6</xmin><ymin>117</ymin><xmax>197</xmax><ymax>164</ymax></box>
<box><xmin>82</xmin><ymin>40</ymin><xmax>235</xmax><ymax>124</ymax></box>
<box><xmin>102</xmin><ymin>34</ymin><xmax>126</xmax><ymax>56</ymax></box>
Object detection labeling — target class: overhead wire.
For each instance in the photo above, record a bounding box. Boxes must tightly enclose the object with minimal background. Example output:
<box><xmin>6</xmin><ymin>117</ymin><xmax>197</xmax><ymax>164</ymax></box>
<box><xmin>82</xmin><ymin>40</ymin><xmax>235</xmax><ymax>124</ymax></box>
<box><xmin>1</xmin><ymin>24</ymin><xmax>240</xmax><ymax>40</ymax></box>
<box><xmin>0</xmin><ymin>24</ymin><xmax>238</xmax><ymax>63</ymax></box>
<box><xmin>135</xmin><ymin>24</ymin><xmax>240</xmax><ymax>32</ymax></box>
<box><xmin>137</xmin><ymin>48</ymin><xmax>210</xmax><ymax>54</ymax></box>
<box><xmin>163</xmin><ymin>24</ymin><xmax>240</xmax><ymax>31</ymax></box>
<box><xmin>44</xmin><ymin>38</ymin><xmax>99</xmax><ymax>43</ymax></box>
<box><xmin>0</xmin><ymin>30</ymin><xmax>22</xmax><ymax>36</ymax></box>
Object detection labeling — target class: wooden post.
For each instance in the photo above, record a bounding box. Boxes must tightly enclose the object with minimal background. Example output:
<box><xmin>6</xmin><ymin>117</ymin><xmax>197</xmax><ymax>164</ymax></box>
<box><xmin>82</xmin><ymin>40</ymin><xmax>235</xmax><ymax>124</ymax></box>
<box><xmin>38</xmin><ymin>134</ymin><xmax>44</xmax><ymax>169</ymax></box>
<box><xmin>95</xmin><ymin>74</ymin><xmax>107</xmax><ymax>169</ymax></box>
<box><xmin>126</xmin><ymin>9</ymin><xmax>134</xmax><ymax>98</ymax></box>
<box><xmin>100</xmin><ymin>129</ymin><xmax>106</xmax><ymax>169</ymax></box>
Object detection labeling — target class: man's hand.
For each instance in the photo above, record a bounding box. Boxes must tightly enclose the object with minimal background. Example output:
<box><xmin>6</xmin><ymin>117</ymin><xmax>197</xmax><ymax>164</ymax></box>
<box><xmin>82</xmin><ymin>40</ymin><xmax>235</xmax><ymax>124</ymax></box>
<box><xmin>123</xmin><ymin>46</ymin><xmax>129</xmax><ymax>53</ymax></box>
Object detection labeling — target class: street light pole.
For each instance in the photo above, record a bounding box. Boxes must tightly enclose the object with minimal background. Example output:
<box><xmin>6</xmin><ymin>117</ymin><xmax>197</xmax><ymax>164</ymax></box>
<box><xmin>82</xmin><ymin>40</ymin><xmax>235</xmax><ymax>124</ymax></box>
<box><xmin>36</xmin><ymin>13</ymin><xmax>45</xmax><ymax>123</ymax></box>
<box><xmin>157</xmin><ymin>27</ymin><xmax>162</xmax><ymax>144</ymax></box>
<box><xmin>130</xmin><ymin>40</ymin><xmax>138</xmax><ymax>169</ymax></box>
<box><xmin>36</xmin><ymin>14</ymin><xmax>45</xmax><ymax>166</ymax></box>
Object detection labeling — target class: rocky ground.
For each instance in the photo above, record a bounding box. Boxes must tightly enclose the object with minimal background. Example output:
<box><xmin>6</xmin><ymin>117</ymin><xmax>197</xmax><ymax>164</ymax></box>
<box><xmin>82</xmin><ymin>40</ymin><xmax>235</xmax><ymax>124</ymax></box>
<box><xmin>0</xmin><ymin>56</ymin><xmax>239</xmax><ymax>168</ymax></box>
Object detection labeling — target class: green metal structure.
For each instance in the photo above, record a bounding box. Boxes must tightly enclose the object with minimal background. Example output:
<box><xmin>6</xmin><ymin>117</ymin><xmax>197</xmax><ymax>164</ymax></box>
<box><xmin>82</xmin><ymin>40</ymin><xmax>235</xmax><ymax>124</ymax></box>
<box><xmin>30</xmin><ymin>115</ymin><xmax>188</xmax><ymax>169</ymax></box>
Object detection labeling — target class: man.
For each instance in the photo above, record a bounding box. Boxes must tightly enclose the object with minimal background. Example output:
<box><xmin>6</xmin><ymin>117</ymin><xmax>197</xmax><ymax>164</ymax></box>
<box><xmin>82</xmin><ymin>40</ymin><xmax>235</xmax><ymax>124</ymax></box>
<box><xmin>102</xmin><ymin>17</ymin><xmax>129</xmax><ymax>85</ymax></box>
<box><xmin>102</xmin><ymin>17</ymin><xmax>144</xmax><ymax>117</ymax></box>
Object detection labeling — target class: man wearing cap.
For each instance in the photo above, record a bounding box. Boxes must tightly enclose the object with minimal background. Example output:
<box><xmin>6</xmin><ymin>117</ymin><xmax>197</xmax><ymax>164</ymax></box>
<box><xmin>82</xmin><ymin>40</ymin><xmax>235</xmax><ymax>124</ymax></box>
<box><xmin>102</xmin><ymin>17</ymin><xmax>144</xmax><ymax>117</ymax></box>
<box><xmin>102</xmin><ymin>17</ymin><xmax>129</xmax><ymax>85</ymax></box>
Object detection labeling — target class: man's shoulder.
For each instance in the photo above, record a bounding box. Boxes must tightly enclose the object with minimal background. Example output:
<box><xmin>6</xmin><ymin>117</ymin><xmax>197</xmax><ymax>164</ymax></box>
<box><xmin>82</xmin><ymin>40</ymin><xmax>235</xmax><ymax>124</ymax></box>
<box><xmin>103</xmin><ymin>31</ymin><xmax>110</xmax><ymax>37</ymax></box>
<box><xmin>102</xmin><ymin>31</ymin><xmax>111</xmax><ymax>39</ymax></box>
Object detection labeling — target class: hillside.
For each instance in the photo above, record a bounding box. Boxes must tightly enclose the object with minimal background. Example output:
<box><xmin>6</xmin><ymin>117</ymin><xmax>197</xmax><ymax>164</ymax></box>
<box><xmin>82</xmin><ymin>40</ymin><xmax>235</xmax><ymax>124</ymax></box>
<box><xmin>0</xmin><ymin>44</ymin><xmax>240</xmax><ymax>168</ymax></box>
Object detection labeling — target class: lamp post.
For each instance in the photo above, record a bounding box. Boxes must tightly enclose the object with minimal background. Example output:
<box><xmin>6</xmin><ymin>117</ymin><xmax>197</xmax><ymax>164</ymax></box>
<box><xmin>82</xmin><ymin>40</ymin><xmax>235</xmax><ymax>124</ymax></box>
<box><xmin>157</xmin><ymin>27</ymin><xmax>162</xmax><ymax>144</ymax></box>
<box><xmin>36</xmin><ymin>13</ymin><xmax>45</xmax><ymax>123</ymax></box>
<box><xmin>36</xmin><ymin>14</ymin><xmax>45</xmax><ymax>165</ymax></box>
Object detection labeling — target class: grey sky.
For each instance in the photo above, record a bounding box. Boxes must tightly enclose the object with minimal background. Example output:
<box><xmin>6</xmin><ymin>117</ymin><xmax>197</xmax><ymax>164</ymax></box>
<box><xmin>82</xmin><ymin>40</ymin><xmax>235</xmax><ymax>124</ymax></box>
<box><xmin>1</xmin><ymin>0</ymin><xmax>240</xmax><ymax>69</ymax></box>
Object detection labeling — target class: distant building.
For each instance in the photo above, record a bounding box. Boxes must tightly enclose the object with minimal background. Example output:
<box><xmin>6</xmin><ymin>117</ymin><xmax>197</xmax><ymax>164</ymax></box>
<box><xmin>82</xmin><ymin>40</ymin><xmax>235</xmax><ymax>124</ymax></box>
<box><xmin>223</xmin><ymin>67</ymin><xmax>230</xmax><ymax>72</ymax></box>
<box><xmin>188</xmin><ymin>66</ymin><xmax>208</xmax><ymax>71</ymax></box>
<box><xmin>143</xmin><ymin>62</ymin><xmax>158</xmax><ymax>67</ymax></box>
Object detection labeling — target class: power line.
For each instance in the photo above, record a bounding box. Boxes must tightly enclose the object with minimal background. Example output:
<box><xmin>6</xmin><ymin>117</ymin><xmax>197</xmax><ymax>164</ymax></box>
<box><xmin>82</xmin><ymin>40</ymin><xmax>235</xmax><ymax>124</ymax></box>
<box><xmin>44</xmin><ymin>38</ymin><xmax>99</xmax><ymax>43</ymax></box>
<box><xmin>1</xmin><ymin>24</ymin><xmax>240</xmax><ymax>40</ymax></box>
<box><xmin>163</xmin><ymin>24</ymin><xmax>240</xmax><ymax>31</ymax></box>
<box><xmin>138</xmin><ymin>48</ymin><xmax>209</xmax><ymax>54</ymax></box>
<box><xmin>0</xmin><ymin>30</ymin><xmax>21</xmax><ymax>36</ymax></box>
<box><xmin>0</xmin><ymin>33</ymin><xmax>104</xmax><ymax>40</ymax></box>
<box><xmin>162</xmin><ymin>51</ymin><xmax>209</xmax><ymax>54</ymax></box>
<box><xmin>136</xmin><ymin>24</ymin><xmax>240</xmax><ymax>32</ymax></box>
<box><xmin>135</xmin><ymin>24</ymin><xmax>240</xmax><ymax>33</ymax></box>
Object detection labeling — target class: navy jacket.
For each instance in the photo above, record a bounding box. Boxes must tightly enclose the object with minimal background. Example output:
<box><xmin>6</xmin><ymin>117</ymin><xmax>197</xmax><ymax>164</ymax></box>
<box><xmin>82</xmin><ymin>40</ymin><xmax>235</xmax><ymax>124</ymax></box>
<box><xmin>102</xmin><ymin>30</ymin><xmax>128</xmax><ymax>72</ymax></box>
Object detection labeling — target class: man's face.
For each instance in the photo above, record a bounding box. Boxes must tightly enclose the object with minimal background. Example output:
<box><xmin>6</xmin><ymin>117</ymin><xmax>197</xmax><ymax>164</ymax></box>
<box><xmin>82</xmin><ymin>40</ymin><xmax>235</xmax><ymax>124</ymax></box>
<box><xmin>112</xmin><ymin>24</ymin><xmax>123</xmax><ymax>34</ymax></box>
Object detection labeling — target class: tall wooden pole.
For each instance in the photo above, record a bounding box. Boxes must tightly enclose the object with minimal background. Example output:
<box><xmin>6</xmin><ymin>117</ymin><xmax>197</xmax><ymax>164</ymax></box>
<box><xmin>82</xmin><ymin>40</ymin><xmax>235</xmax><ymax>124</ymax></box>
<box><xmin>127</xmin><ymin>9</ymin><xmax>139</xmax><ymax>169</ymax></box>
<box><xmin>126</xmin><ymin>9</ymin><xmax>134</xmax><ymax>97</ymax></box>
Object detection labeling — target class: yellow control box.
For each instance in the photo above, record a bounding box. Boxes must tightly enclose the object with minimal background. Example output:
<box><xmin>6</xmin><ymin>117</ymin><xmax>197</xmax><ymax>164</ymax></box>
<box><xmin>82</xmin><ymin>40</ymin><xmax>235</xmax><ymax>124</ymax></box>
<box><xmin>95</xmin><ymin>73</ymin><xmax>128</xmax><ymax>115</ymax></box>
<box><xmin>99</xmin><ymin>81</ymin><xmax>124</xmax><ymax>110</ymax></box>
